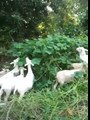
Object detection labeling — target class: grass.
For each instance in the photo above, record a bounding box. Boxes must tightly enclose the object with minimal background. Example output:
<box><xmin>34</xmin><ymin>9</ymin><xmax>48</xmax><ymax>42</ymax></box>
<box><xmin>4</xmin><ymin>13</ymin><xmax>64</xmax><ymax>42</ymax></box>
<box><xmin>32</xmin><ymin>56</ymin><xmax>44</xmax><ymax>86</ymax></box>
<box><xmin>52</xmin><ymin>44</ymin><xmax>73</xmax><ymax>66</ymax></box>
<box><xmin>0</xmin><ymin>75</ymin><xmax>88</xmax><ymax>120</ymax></box>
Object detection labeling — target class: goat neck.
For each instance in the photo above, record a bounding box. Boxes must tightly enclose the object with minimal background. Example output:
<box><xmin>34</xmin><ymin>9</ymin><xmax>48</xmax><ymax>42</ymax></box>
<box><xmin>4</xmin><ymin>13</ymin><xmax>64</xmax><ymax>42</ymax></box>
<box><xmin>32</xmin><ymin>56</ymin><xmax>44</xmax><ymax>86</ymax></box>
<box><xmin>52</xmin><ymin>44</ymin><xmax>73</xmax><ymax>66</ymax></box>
<box><xmin>26</xmin><ymin>64</ymin><xmax>33</xmax><ymax>76</ymax></box>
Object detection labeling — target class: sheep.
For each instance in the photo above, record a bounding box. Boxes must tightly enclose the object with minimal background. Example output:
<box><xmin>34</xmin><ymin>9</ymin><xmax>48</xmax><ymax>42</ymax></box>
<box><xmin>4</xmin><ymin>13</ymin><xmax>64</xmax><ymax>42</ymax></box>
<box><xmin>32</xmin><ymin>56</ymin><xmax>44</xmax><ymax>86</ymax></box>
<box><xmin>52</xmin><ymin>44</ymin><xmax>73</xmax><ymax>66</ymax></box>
<box><xmin>54</xmin><ymin>63</ymin><xmax>87</xmax><ymax>89</ymax></box>
<box><xmin>0</xmin><ymin>68</ymin><xmax>9</xmax><ymax>78</ymax></box>
<box><xmin>13</xmin><ymin>57</ymin><xmax>34</xmax><ymax>99</ymax></box>
<box><xmin>76</xmin><ymin>47</ymin><xmax>88</xmax><ymax>64</ymax></box>
<box><xmin>0</xmin><ymin>67</ymin><xmax>26</xmax><ymax>101</ymax></box>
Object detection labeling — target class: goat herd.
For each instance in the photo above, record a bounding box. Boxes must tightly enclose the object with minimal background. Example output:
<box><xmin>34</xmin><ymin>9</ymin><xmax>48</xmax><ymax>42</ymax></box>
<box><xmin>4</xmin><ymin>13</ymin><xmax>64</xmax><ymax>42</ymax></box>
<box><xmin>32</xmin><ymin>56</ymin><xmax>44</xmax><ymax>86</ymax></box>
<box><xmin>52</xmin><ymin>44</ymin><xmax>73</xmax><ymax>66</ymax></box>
<box><xmin>0</xmin><ymin>47</ymin><xmax>88</xmax><ymax>102</ymax></box>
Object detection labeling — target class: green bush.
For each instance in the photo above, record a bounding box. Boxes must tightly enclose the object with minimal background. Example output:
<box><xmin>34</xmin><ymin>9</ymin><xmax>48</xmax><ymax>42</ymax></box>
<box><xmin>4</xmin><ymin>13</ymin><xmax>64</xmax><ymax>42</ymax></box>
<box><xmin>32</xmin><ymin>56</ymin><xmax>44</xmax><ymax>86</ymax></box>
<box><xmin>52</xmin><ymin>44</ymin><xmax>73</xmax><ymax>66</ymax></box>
<box><xmin>8</xmin><ymin>34</ymin><xmax>88</xmax><ymax>89</ymax></box>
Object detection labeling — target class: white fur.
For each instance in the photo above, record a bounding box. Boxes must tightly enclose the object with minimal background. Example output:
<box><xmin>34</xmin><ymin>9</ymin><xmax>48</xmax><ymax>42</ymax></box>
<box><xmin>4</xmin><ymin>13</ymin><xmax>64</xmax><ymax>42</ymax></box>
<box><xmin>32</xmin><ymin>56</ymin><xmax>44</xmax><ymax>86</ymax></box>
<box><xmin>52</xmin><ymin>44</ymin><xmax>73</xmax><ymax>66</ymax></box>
<box><xmin>0</xmin><ymin>58</ymin><xmax>20</xmax><ymax>101</ymax></box>
<box><xmin>54</xmin><ymin>64</ymin><xmax>87</xmax><ymax>89</ymax></box>
<box><xmin>0</xmin><ymin>58</ymin><xmax>20</xmax><ymax>88</ymax></box>
<box><xmin>71</xmin><ymin>63</ymin><xmax>84</xmax><ymax>69</ymax></box>
<box><xmin>13</xmin><ymin>67</ymin><xmax>26</xmax><ymax>95</ymax></box>
<box><xmin>76</xmin><ymin>47</ymin><xmax>88</xmax><ymax>64</ymax></box>
<box><xmin>0</xmin><ymin>67</ymin><xmax>25</xmax><ymax>101</ymax></box>
<box><xmin>13</xmin><ymin>57</ymin><xmax>34</xmax><ymax>99</ymax></box>
<box><xmin>0</xmin><ymin>68</ymin><xmax>9</xmax><ymax>78</ymax></box>
<box><xmin>46</xmin><ymin>5</ymin><xmax>54</xmax><ymax>12</ymax></box>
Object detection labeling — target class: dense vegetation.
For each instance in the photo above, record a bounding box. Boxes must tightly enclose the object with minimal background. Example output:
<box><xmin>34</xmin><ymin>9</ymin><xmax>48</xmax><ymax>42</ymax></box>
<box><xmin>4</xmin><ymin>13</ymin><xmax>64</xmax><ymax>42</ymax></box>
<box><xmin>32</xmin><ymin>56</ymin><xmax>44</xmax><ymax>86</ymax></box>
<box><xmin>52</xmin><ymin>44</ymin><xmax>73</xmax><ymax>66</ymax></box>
<box><xmin>0</xmin><ymin>0</ymin><xmax>88</xmax><ymax>119</ymax></box>
<box><xmin>0</xmin><ymin>78</ymin><xmax>88</xmax><ymax>120</ymax></box>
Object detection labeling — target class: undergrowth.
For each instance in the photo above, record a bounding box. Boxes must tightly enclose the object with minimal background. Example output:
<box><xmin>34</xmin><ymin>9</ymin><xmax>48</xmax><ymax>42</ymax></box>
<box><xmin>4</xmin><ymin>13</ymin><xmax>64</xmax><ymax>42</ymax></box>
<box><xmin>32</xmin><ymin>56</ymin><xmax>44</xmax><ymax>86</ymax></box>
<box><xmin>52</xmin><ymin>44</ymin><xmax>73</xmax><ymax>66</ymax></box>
<box><xmin>0</xmin><ymin>75</ymin><xmax>88</xmax><ymax>120</ymax></box>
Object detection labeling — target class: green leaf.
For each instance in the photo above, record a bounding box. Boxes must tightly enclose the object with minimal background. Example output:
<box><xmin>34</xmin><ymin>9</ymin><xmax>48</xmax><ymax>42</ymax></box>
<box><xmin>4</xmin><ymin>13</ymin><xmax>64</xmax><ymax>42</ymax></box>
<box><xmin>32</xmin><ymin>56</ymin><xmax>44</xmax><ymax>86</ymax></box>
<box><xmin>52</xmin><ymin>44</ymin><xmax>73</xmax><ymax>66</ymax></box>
<box><xmin>32</xmin><ymin>58</ymin><xmax>41</xmax><ymax>65</ymax></box>
<box><xmin>18</xmin><ymin>61</ymin><xmax>24</xmax><ymax>66</ymax></box>
<box><xmin>33</xmin><ymin>49</ymin><xmax>41</xmax><ymax>54</ymax></box>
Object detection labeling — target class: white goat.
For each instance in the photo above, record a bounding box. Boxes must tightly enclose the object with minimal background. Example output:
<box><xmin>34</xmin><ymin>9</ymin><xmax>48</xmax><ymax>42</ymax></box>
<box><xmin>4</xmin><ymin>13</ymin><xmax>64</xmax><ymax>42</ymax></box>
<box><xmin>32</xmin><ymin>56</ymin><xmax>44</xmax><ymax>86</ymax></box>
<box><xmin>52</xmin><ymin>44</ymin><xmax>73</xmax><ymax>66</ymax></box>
<box><xmin>10</xmin><ymin>57</ymin><xmax>20</xmax><ymax>76</ymax></box>
<box><xmin>0</xmin><ymin>67</ymin><xmax>25</xmax><ymax>101</ymax></box>
<box><xmin>54</xmin><ymin>63</ymin><xmax>87</xmax><ymax>89</ymax></box>
<box><xmin>71</xmin><ymin>63</ymin><xmax>84</xmax><ymax>69</ymax></box>
<box><xmin>13</xmin><ymin>67</ymin><xmax>26</xmax><ymax>95</ymax></box>
<box><xmin>13</xmin><ymin>57</ymin><xmax>34</xmax><ymax>99</ymax></box>
<box><xmin>0</xmin><ymin>58</ymin><xmax>20</xmax><ymax>88</ymax></box>
<box><xmin>71</xmin><ymin>62</ymin><xmax>88</xmax><ymax>71</ymax></box>
<box><xmin>76</xmin><ymin>47</ymin><xmax>88</xmax><ymax>64</ymax></box>
<box><xmin>0</xmin><ymin>58</ymin><xmax>20</xmax><ymax>101</ymax></box>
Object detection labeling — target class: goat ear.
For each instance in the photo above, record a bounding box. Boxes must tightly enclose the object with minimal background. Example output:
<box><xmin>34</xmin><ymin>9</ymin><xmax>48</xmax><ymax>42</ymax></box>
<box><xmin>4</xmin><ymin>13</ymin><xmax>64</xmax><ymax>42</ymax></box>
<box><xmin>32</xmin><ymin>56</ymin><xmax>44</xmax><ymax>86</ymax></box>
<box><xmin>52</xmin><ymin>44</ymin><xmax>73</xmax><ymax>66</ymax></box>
<box><xmin>10</xmin><ymin>62</ymin><xmax>14</xmax><ymax>65</ymax></box>
<box><xmin>31</xmin><ymin>62</ymin><xmax>34</xmax><ymax>66</ymax></box>
<box><xmin>84</xmin><ymin>49</ymin><xmax>88</xmax><ymax>52</ymax></box>
<box><xmin>25</xmin><ymin>64</ymin><xmax>27</xmax><ymax>66</ymax></box>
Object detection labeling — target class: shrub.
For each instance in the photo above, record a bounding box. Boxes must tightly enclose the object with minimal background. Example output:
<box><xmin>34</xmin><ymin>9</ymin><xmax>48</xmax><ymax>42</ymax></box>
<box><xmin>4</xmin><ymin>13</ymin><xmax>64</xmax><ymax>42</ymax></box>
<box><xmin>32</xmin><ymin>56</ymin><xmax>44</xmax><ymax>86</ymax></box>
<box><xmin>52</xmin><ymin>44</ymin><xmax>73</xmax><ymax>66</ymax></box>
<box><xmin>8</xmin><ymin>34</ymin><xmax>88</xmax><ymax>89</ymax></box>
